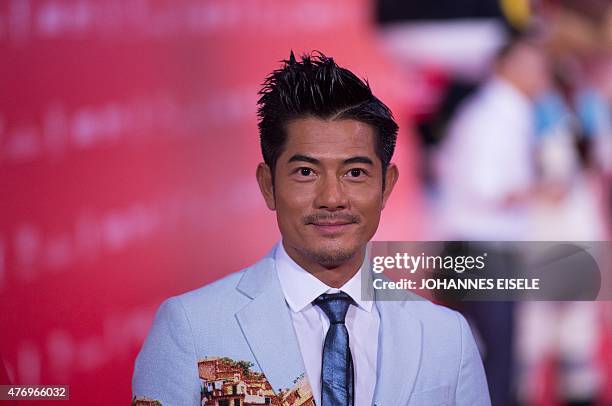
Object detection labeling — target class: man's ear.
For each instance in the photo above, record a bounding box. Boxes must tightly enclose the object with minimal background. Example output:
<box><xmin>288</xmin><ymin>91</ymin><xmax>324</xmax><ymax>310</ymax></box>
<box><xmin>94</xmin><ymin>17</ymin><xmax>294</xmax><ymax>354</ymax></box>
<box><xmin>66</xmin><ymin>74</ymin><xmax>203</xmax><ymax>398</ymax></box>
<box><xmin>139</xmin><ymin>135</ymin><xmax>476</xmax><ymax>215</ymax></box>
<box><xmin>256</xmin><ymin>162</ymin><xmax>276</xmax><ymax>210</ymax></box>
<box><xmin>382</xmin><ymin>163</ymin><xmax>399</xmax><ymax>210</ymax></box>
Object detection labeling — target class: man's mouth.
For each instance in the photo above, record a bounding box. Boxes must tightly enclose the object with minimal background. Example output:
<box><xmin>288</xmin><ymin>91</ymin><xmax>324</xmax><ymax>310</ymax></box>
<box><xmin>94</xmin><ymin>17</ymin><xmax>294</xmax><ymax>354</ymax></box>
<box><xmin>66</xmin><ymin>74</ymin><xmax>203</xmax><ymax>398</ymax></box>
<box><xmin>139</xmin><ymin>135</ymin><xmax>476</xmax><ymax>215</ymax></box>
<box><xmin>311</xmin><ymin>222</ymin><xmax>354</xmax><ymax>235</ymax></box>
<box><xmin>312</xmin><ymin>220</ymin><xmax>353</xmax><ymax>226</ymax></box>
<box><xmin>304</xmin><ymin>213</ymin><xmax>360</xmax><ymax>226</ymax></box>
<box><xmin>306</xmin><ymin>215</ymin><xmax>358</xmax><ymax>235</ymax></box>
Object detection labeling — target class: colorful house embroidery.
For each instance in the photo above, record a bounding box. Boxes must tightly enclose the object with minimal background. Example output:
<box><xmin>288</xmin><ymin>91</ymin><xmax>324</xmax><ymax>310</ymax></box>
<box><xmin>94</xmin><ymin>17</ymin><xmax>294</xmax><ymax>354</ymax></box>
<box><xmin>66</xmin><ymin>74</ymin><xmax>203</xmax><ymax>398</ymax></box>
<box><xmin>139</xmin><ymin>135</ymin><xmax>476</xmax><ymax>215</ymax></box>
<box><xmin>198</xmin><ymin>357</ymin><xmax>314</xmax><ymax>406</ymax></box>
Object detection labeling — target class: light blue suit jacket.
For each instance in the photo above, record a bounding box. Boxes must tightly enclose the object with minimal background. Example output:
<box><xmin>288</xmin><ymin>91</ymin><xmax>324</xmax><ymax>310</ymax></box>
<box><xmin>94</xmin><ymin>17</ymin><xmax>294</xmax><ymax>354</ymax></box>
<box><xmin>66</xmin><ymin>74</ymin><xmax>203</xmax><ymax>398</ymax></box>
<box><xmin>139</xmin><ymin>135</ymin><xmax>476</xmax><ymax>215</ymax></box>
<box><xmin>133</xmin><ymin>247</ymin><xmax>491</xmax><ymax>405</ymax></box>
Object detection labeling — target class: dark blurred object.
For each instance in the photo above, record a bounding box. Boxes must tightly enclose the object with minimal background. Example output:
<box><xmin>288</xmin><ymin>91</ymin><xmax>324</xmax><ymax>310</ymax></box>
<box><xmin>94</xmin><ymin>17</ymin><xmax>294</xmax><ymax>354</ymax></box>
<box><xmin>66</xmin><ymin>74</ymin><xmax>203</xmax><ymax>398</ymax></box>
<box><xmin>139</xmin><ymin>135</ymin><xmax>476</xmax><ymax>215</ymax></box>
<box><xmin>441</xmin><ymin>244</ymin><xmax>519</xmax><ymax>406</ymax></box>
<box><xmin>418</xmin><ymin>80</ymin><xmax>478</xmax><ymax>188</ymax></box>
<box><xmin>418</xmin><ymin>79</ymin><xmax>478</xmax><ymax>147</ymax></box>
<box><xmin>376</xmin><ymin>0</ymin><xmax>505</xmax><ymax>23</ymax></box>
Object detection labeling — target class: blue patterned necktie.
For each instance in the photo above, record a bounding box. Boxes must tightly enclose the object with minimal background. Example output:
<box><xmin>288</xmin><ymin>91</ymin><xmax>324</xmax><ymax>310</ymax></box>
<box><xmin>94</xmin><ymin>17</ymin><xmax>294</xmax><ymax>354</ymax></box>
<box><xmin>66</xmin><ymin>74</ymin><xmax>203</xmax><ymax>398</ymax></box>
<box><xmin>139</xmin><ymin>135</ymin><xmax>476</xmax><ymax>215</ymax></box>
<box><xmin>313</xmin><ymin>292</ymin><xmax>355</xmax><ymax>406</ymax></box>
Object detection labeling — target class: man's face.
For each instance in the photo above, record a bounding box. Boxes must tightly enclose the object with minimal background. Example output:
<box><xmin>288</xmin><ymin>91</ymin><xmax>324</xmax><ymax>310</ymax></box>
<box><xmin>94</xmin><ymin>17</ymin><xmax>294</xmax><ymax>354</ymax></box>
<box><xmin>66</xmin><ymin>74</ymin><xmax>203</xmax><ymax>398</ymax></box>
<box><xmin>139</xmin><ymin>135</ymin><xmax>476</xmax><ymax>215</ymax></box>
<box><xmin>257</xmin><ymin>117</ymin><xmax>397</xmax><ymax>268</ymax></box>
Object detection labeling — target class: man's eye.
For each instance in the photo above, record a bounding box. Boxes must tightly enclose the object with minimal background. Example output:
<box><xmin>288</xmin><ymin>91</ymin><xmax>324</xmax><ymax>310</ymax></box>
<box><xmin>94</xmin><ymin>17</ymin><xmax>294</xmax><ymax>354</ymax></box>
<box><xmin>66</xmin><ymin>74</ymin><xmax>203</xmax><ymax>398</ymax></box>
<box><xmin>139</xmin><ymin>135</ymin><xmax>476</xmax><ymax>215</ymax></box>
<box><xmin>299</xmin><ymin>168</ymin><xmax>314</xmax><ymax>176</ymax></box>
<box><xmin>347</xmin><ymin>168</ymin><xmax>365</xmax><ymax>177</ymax></box>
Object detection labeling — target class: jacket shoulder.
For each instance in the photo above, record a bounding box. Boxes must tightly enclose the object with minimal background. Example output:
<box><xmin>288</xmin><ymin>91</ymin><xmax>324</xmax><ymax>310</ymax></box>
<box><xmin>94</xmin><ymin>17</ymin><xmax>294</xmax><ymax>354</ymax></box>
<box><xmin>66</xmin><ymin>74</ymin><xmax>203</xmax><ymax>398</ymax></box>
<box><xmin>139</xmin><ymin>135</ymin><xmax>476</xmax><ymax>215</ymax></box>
<box><xmin>174</xmin><ymin>268</ymin><xmax>249</xmax><ymax>313</ymax></box>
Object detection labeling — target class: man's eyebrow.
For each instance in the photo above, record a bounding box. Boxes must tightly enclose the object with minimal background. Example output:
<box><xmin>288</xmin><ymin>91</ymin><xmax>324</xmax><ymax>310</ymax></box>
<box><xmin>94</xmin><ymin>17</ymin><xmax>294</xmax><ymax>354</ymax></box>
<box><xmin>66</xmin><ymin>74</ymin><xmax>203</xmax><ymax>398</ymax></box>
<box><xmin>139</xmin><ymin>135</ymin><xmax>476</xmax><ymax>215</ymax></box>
<box><xmin>287</xmin><ymin>155</ymin><xmax>374</xmax><ymax>165</ymax></box>
<box><xmin>288</xmin><ymin>154</ymin><xmax>320</xmax><ymax>165</ymax></box>
<box><xmin>344</xmin><ymin>156</ymin><xmax>374</xmax><ymax>165</ymax></box>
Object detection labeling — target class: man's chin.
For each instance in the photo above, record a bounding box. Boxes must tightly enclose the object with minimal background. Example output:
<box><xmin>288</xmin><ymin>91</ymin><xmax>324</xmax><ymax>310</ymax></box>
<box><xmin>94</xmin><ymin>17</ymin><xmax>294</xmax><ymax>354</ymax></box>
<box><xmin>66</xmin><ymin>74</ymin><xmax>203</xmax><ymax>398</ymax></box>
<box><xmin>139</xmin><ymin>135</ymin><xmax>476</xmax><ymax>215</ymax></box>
<box><xmin>305</xmin><ymin>245</ymin><xmax>360</xmax><ymax>268</ymax></box>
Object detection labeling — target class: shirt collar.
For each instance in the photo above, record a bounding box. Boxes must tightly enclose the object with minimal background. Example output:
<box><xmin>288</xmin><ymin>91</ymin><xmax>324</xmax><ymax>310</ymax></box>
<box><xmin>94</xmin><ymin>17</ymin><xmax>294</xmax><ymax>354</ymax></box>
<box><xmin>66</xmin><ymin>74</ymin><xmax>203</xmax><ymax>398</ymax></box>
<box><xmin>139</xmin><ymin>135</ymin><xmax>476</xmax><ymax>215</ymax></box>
<box><xmin>275</xmin><ymin>241</ymin><xmax>373</xmax><ymax>313</ymax></box>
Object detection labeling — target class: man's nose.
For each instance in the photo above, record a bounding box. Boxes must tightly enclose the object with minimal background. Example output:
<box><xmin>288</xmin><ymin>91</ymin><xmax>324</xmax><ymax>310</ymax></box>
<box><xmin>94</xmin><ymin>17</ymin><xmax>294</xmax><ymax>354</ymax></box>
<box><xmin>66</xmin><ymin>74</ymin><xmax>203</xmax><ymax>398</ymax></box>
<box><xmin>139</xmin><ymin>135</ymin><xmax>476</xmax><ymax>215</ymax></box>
<box><xmin>314</xmin><ymin>175</ymin><xmax>348</xmax><ymax>210</ymax></box>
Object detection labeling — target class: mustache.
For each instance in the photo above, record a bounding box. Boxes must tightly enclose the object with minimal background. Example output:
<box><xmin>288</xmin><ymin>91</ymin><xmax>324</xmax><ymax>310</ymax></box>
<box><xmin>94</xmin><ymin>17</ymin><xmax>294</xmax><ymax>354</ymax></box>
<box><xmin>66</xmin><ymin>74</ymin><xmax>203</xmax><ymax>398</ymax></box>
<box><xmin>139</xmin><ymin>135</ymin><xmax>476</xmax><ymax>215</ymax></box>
<box><xmin>303</xmin><ymin>213</ymin><xmax>360</xmax><ymax>225</ymax></box>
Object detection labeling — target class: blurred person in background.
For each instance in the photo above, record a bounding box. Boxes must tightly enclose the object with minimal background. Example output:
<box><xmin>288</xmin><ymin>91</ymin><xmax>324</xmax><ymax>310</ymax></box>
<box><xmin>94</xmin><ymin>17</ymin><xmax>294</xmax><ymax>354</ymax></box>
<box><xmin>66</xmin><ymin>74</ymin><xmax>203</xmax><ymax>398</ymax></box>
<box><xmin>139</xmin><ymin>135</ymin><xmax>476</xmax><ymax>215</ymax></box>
<box><xmin>435</xmin><ymin>35</ymin><xmax>553</xmax><ymax>241</ymax></box>
<box><xmin>434</xmin><ymin>34</ymin><xmax>554</xmax><ymax>406</ymax></box>
<box><xmin>531</xmin><ymin>46</ymin><xmax>610</xmax><ymax>243</ymax></box>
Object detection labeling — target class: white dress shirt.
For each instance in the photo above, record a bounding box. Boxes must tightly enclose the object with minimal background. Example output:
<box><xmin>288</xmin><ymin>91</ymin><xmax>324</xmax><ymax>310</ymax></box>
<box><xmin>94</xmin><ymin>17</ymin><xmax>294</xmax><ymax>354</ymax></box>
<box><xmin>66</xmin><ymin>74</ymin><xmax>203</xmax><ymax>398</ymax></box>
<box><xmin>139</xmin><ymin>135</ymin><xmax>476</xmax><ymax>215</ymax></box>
<box><xmin>435</xmin><ymin>77</ymin><xmax>535</xmax><ymax>240</ymax></box>
<box><xmin>275</xmin><ymin>241</ymin><xmax>379</xmax><ymax>406</ymax></box>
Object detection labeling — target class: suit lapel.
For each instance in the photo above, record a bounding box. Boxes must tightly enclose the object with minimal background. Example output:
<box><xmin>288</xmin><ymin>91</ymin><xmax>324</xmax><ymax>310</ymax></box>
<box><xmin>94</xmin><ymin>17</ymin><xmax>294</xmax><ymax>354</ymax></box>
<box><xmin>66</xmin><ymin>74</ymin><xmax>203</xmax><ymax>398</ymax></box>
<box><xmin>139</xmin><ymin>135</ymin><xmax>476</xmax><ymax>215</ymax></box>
<box><xmin>235</xmin><ymin>252</ymin><xmax>312</xmax><ymax>397</ymax></box>
<box><xmin>235</xmin><ymin>247</ymin><xmax>423</xmax><ymax>405</ymax></box>
<box><xmin>372</xmin><ymin>299</ymin><xmax>423</xmax><ymax>406</ymax></box>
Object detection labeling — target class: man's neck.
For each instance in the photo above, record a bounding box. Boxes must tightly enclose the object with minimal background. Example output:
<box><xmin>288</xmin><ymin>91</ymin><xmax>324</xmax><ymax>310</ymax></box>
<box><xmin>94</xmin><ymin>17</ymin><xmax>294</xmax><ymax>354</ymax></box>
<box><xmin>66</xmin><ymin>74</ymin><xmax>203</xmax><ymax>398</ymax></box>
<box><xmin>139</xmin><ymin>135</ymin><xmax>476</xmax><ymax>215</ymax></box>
<box><xmin>282</xmin><ymin>242</ymin><xmax>365</xmax><ymax>288</ymax></box>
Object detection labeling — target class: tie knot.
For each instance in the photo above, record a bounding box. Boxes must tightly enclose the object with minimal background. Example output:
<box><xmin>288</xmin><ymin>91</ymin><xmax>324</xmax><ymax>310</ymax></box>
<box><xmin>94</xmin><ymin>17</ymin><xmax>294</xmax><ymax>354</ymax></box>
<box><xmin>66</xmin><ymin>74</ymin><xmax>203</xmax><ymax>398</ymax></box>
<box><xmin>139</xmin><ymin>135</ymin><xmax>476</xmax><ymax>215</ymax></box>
<box><xmin>313</xmin><ymin>292</ymin><xmax>353</xmax><ymax>324</ymax></box>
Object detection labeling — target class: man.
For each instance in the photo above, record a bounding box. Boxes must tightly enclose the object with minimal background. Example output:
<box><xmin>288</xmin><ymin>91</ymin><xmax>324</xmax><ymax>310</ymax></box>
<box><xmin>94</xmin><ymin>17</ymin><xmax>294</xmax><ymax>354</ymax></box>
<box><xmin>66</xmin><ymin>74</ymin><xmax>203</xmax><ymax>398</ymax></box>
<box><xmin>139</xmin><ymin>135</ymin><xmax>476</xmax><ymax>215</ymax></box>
<box><xmin>133</xmin><ymin>52</ymin><xmax>490</xmax><ymax>406</ymax></box>
<box><xmin>435</xmin><ymin>37</ymin><xmax>552</xmax><ymax>240</ymax></box>
<box><xmin>434</xmin><ymin>37</ymin><xmax>552</xmax><ymax>406</ymax></box>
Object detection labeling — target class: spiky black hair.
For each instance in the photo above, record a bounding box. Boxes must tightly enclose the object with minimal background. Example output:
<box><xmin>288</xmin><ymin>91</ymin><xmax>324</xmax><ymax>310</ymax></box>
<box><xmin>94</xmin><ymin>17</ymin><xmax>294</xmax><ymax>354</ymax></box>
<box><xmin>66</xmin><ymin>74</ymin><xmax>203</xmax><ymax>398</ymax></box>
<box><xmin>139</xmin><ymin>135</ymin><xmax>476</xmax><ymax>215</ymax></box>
<box><xmin>257</xmin><ymin>51</ymin><xmax>398</xmax><ymax>181</ymax></box>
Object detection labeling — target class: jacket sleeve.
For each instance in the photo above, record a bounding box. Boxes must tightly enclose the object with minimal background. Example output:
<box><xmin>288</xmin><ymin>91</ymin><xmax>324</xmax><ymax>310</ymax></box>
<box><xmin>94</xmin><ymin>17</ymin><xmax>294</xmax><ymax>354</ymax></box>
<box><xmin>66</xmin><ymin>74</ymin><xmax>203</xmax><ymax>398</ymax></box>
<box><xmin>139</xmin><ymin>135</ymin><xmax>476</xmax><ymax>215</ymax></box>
<box><xmin>132</xmin><ymin>297</ymin><xmax>200</xmax><ymax>406</ymax></box>
<box><xmin>455</xmin><ymin>312</ymin><xmax>491</xmax><ymax>406</ymax></box>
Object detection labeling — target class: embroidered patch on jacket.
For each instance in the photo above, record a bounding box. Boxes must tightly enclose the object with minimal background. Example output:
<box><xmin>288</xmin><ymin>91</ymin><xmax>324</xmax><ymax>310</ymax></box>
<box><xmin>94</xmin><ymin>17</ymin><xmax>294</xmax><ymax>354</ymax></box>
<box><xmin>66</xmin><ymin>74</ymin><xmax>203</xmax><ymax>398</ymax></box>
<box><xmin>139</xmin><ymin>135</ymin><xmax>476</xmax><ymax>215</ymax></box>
<box><xmin>132</xmin><ymin>396</ymin><xmax>162</xmax><ymax>406</ymax></box>
<box><xmin>199</xmin><ymin>357</ymin><xmax>315</xmax><ymax>405</ymax></box>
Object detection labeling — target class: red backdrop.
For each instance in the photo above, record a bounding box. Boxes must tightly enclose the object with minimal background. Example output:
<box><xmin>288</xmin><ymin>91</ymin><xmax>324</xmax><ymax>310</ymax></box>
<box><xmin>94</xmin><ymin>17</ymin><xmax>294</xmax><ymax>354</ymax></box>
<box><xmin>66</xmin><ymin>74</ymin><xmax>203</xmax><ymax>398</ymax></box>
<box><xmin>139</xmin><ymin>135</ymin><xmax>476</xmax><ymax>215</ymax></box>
<box><xmin>0</xmin><ymin>0</ymin><xmax>422</xmax><ymax>403</ymax></box>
